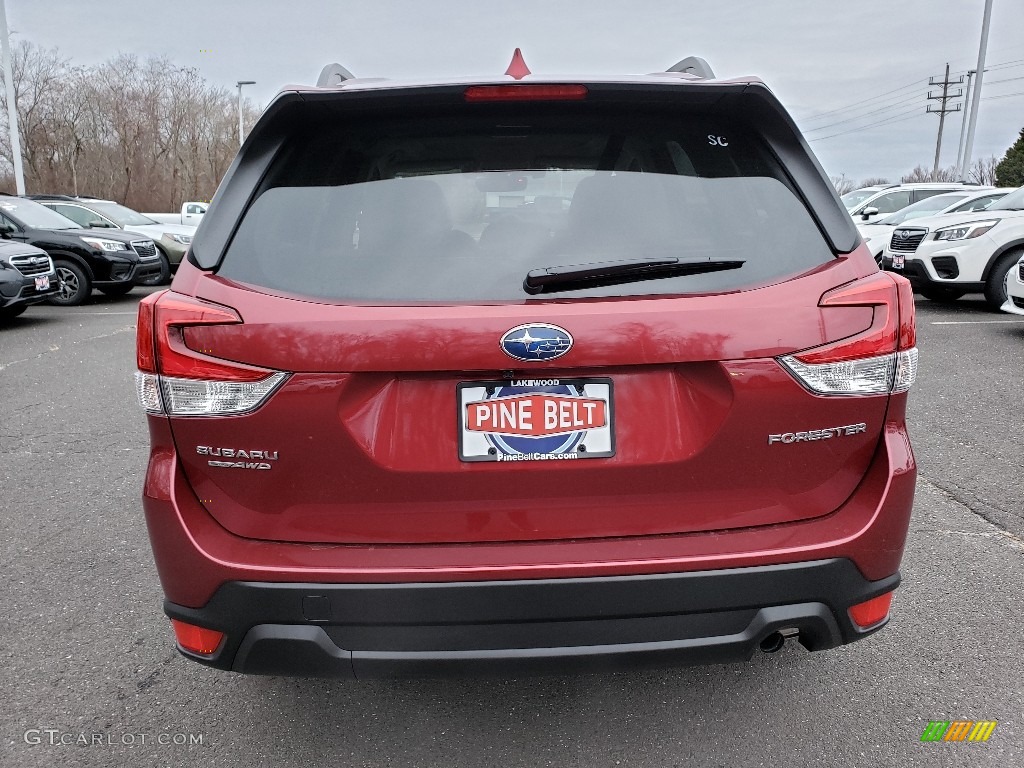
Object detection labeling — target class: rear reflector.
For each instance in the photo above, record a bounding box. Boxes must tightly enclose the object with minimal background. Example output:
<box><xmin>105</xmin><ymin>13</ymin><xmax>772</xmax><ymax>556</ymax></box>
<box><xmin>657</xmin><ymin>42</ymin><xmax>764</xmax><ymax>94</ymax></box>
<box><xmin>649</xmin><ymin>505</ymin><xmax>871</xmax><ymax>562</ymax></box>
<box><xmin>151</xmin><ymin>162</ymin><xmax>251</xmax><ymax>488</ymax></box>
<box><xmin>171</xmin><ymin>619</ymin><xmax>224</xmax><ymax>655</ymax></box>
<box><xmin>848</xmin><ymin>592</ymin><xmax>894</xmax><ymax>630</ymax></box>
<box><xmin>464</xmin><ymin>84</ymin><xmax>588</xmax><ymax>102</ymax></box>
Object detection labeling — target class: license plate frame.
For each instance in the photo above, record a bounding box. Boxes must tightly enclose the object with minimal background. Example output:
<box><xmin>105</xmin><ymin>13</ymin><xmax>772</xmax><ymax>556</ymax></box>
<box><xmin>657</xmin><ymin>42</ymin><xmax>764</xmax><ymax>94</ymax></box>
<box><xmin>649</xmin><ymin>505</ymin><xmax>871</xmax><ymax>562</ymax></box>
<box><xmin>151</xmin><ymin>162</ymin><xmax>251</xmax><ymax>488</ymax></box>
<box><xmin>891</xmin><ymin>253</ymin><xmax>905</xmax><ymax>270</ymax></box>
<box><xmin>34</xmin><ymin>275</ymin><xmax>50</xmax><ymax>291</ymax></box>
<box><xmin>457</xmin><ymin>377</ymin><xmax>615</xmax><ymax>463</ymax></box>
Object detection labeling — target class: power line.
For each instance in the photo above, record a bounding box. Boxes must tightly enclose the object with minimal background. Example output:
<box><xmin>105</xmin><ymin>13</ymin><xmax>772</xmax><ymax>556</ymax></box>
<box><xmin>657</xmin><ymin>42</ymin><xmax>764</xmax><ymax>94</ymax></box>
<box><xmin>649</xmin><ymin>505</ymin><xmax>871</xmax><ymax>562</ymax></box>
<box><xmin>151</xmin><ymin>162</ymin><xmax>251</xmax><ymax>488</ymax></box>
<box><xmin>985</xmin><ymin>75</ymin><xmax>1024</xmax><ymax>86</ymax></box>
<box><xmin>797</xmin><ymin>78</ymin><xmax>925</xmax><ymax>122</ymax></box>
<box><xmin>795</xmin><ymin>56</ymin><xmax>1024</xmax><ymax>127</ymax></box>
<box><xmin>806</xmin><ymin>108</ymin><xmax>925</xmax><ymax>142</ymax></box>
<box><xmin>982</xmin><ymin>90</ymin><xmax>1024</xmax><ymax>100</ymax></box>
<box><xmin>801</xmin><ymin>95</ymin><xmax>927</xmax><ymax>134</ymax></box>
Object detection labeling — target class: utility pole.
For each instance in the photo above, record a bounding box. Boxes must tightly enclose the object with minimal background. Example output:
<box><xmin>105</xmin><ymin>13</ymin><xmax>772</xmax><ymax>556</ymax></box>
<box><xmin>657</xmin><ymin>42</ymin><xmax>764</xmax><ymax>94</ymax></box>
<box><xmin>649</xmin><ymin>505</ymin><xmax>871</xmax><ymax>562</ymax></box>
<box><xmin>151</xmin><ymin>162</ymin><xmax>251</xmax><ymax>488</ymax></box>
<box><xmin>955</xmin><ymin>70</ymin><xmax>976</xmax><ymax>179</ymax></box>
<box><xmin>926</xmin><ymin>63</ymin><xmax>962</xmax><ymax>179</ymax></box>
<box><xmin>0</xmin><ymin>0</ymin><xmax>25</xmax><ymax>195</ymax></box>
<box><xmin>236</xmin><ymin>80</ymin><xmax>255</xmax><ymax>148</ymax></box>
<box><xmin>961</xmin><ymin>0</ymin><xmax>994</xmax><ymax>181</ymax></box>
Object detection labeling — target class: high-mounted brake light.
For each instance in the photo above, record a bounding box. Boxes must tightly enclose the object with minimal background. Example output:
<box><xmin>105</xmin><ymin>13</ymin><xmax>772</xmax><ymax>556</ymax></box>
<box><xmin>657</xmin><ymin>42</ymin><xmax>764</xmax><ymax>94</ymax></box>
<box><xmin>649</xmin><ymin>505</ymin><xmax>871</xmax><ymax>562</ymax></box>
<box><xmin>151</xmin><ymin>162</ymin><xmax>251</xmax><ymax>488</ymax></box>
<box><xmin>135</xmin><ymin>292</ymin><xmax>288</xmax><ymax>416</ymax></box>
<box><xmin>778</xmin><ymin>272</ymin><xmax>918</xmax><ymax>396</ymax></box>
<box><xmin>464</xmin><ymin>84</ymin><xmax>588</xmax><ymax>102</ymax></box>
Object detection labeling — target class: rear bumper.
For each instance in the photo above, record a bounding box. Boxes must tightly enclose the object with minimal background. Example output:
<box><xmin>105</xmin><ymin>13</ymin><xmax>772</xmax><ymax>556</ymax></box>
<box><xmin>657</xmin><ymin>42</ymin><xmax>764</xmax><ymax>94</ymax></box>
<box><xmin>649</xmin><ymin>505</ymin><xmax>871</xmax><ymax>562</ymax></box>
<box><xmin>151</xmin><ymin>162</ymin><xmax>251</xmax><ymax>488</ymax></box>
<box><xmin>166</xmin><ymin>558</ymin><xmax>899</xmax><ymax>678</ymax></box>
<box><xmin>144</xmin><ymin>410</ymin><xmax>916</xmax><ymax>676</ymax></box>
<box><xmin>142</xmin><ymin>410</ymin><xmax>916</xmax><ymax>608</ymax></box>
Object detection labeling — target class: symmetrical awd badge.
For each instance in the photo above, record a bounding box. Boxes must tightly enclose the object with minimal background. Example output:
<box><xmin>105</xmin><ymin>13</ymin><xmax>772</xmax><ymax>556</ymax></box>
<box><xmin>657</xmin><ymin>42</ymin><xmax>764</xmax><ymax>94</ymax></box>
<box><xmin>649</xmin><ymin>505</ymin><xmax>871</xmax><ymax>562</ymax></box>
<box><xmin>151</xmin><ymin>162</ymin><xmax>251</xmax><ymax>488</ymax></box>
<box><xmin>500</xmin><ymin>323</ymin><xmax>573</xmax><ymax>362</ymax></box>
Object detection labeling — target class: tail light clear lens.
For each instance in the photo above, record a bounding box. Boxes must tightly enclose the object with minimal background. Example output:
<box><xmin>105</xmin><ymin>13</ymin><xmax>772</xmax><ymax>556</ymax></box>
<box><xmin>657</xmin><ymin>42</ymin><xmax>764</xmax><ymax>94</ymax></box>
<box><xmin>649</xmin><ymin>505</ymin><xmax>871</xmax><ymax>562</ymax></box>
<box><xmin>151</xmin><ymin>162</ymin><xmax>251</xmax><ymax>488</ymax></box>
<box><xmin>779</xmin><ymin>348</ymin><xmax>918</xmax><ymax>396</ymax></box>
<box><xmin>892</xmin><ymin>347</ymin><xmax>919</xmax><ymax>393</ymax></box>
<box><xmin>135</xmin><ymin>371</ymin><xmax>164</xmax><ymax>413</ymax></box>
<box><xmin>778</xmin><ymin>272</ymin><xmax>918</xmax><ymax>396</ymax></box>
<box><xmin>158</xmin><ymin>372</ymin><xmax>288</xmax><ymax>415</ymax></box>
<box><xmin>135</xmin><ymin>291</ymin><xmax>288</xmax><ymax>416</ymax></box>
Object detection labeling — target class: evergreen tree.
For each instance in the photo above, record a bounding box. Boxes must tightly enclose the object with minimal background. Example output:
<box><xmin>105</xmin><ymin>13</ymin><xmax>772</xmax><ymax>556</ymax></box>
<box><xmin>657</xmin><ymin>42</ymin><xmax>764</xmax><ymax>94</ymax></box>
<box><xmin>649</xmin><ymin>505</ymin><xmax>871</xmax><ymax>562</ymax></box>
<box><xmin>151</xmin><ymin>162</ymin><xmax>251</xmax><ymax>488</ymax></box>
<box><xmin>995</xmin><ymin>128</ymin><xmax>1024</xmax><ymax>187</ymax></box>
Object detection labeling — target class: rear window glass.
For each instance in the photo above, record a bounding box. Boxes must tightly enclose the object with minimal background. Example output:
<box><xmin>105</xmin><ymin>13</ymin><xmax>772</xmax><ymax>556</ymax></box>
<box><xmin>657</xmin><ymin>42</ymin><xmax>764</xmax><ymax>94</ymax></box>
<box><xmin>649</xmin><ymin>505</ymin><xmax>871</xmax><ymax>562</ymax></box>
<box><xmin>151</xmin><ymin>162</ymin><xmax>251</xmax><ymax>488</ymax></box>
<box><xmin>218</xmin><ymin>108</ymin><xmax>833</xmax><ymax>302</ymax></box>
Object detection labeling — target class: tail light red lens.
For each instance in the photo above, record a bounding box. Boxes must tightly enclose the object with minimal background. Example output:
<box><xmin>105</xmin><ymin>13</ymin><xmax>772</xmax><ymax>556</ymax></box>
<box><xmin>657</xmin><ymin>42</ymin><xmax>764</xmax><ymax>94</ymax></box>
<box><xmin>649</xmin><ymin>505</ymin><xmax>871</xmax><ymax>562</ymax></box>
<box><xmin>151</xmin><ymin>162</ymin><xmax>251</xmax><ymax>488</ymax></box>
<box><xmin>848</xmin><ymin>591</ymin><xmax>894</xmax><ymax>630</ymax></box>
<box><xmin>171</xmin><ymin>619</ymin><xmax>225</xmax><ymax>655</ymax></box>
<box><xmin>136</xmin><ymin>290</ymin><xmax>162</xmax><ymax>374</ymax></box>
<box><xmin>135</xmin><ymin>291</ymin><xmax>288</xmax><ymax>416</ymax></box>
<box><xmin>778</xmin><ymin>272</ymin><xmax>918</xmax><ymax>395</ymax></box>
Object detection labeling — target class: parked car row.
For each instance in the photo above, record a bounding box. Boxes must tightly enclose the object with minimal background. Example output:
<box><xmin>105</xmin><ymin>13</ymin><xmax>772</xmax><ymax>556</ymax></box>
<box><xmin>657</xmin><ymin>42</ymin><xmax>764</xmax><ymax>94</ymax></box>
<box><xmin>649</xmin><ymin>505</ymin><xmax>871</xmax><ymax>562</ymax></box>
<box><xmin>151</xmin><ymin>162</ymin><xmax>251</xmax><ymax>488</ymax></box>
<box><xmin>841</xmin><ymin>182</ymin><xmax>985</xmax><ymax>223</ymax></box>
<box><xmin>844</xmin><ymin>182</ymin><xmax>1024</xmax><ymax>314</ymax></box>
<box><xmin>31</xmin><ymin>196</ymin><xmax>195</xmax><ymax>285</ymax></box>
<box><xmin>881</xmin><ymin>186</ymin><xmax>1024</xmax><ymax>311</ymax></box>
<box><xmin>856</xmin><ymin>188</ymin><xmax>1012</xmax><ymax>264</ymax></box>
<box><xmin>0</xmin><ymin>195</ymin><xmax>197</xmax><ymax>321</ymax></box>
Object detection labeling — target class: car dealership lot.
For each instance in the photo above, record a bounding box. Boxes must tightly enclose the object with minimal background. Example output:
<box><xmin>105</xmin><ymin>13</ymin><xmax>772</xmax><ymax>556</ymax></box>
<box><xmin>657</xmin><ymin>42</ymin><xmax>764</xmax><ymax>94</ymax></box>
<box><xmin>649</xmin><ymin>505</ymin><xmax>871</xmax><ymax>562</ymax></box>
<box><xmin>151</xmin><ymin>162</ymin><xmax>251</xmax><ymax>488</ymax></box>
<box><xmin>1</xmin><ymin>289</ymin><xmax>1022</xmax><ymax>767</ymax></box>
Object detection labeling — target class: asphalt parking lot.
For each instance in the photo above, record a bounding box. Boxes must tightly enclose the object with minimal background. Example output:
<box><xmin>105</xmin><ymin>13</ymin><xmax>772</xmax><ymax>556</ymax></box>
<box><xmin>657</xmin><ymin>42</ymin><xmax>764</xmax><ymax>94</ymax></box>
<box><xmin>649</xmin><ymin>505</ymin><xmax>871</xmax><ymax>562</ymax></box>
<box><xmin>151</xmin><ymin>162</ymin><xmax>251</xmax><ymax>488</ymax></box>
<box><xmin>1</xmin><ymin>287</ymin><xmax>1022</xmax><ymax>768</ymax></box>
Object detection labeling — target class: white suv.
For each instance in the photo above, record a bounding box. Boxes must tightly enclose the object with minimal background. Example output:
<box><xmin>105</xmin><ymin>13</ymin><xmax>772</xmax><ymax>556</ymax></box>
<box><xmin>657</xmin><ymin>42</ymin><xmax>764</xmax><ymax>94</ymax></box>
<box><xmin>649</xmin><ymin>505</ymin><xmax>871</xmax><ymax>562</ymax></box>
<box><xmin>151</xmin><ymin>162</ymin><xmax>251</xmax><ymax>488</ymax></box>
<box><xmin>859</xmin><ymin>188</ymin><xmax>1011</xmax><ymax>265</ymax></box>
<box><xmin>842</xmin><ymin>183</ymin><xmax>985</xmax><ymax>224</ymax></box>
<box><xmin>886</xmin><ymin>185</ymin><xmax>1024</xmax><ymax>308</ymax></box>
<box><xmin>1003</xmin><ymin>253</ymin><xmax>1024</xmax><ymax>315</ymax></box>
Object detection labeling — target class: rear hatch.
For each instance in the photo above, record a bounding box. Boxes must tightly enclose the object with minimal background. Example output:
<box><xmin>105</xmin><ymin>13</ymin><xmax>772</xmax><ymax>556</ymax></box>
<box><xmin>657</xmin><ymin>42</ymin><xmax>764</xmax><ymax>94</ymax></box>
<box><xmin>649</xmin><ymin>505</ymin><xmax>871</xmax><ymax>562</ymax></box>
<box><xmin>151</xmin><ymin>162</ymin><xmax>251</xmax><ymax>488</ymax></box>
<box><xmin>154</xmin><ymin>79</ymin><xmax>896</xmax><ymax>545</ymax></box>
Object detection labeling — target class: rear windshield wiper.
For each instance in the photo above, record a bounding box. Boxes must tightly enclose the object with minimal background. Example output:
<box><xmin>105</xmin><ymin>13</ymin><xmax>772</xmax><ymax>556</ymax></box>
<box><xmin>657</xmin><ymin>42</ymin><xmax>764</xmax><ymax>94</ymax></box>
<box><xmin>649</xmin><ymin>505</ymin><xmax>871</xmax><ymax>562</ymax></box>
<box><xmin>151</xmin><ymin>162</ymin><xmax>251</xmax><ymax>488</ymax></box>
<box><xmin>523</xmin><ymin>257</ymin><xmax>745</xmax><ymax>295</ymax></box>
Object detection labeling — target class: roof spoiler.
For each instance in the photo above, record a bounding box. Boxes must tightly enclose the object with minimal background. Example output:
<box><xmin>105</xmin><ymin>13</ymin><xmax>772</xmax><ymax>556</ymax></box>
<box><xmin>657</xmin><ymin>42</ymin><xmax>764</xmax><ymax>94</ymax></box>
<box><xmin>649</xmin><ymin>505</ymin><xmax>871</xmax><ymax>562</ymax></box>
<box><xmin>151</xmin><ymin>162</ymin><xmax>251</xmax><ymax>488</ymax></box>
<box><xmin>666</xmin><ymin>56</ymin><xmax>715</xmax><ymax>79</ymax></box>
<box><xmin>317</xmin><ymin>63</ymin><xmax>355</xmax><ymax>87</ymax></box>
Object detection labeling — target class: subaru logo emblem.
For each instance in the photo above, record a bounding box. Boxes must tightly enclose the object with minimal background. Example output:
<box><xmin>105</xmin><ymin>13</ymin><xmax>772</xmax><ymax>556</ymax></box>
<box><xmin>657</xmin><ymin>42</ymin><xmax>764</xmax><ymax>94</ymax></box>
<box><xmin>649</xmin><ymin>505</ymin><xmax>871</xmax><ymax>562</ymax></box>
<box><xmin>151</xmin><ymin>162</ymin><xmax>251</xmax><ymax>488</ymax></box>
<box><xmin>896</xmin><ymin>230</ymin><xmax>909</xmax><ymax>240</ymax></box>
<box><xmin>500</xmin><ymin>323</ymin><xmax>573</xmax><ymax>362</ymax></box>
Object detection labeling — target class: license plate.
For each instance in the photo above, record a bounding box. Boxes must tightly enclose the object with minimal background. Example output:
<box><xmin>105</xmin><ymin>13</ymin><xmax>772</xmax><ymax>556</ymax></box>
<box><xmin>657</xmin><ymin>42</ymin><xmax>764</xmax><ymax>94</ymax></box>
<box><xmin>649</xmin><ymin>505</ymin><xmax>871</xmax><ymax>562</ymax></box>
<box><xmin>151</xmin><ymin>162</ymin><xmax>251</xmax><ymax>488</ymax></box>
<box><xmin>891</xmin><ymin>254</ymin><xmax>905</xmax><ymax>270</ymax></box>
<box><xmin>458</xmin><ymin>378</ymin><xmax>614</xmax><ymax>462</ymax></box>
<box><xmin>34</xmin><ymin>275</ymin><xmax>50</xmax><ymax>290</ymax></box>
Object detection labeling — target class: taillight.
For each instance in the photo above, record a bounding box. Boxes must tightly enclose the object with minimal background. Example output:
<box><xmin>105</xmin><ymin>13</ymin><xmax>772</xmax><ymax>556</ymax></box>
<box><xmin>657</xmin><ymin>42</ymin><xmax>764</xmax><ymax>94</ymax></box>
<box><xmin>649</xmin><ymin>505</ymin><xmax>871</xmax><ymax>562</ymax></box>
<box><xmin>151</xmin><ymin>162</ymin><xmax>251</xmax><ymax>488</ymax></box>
<box><xmin>135</xmin><ymin>291</ymin><xmax>288</xmax><ymax>416</ymax></box>
<box><xmin>778</xmin><ymin>272</ymin><xmax>918</xmax><ymax>396</ymax></box>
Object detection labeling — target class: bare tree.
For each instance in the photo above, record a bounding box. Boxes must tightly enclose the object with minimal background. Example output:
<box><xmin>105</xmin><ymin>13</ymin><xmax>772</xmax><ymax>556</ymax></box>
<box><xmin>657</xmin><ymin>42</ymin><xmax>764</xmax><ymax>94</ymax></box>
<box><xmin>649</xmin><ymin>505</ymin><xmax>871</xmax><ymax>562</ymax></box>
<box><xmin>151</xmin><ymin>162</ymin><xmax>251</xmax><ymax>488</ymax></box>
<box><xmin>830</xmin><ymin>174</ymin><xmax>855</xmax><ymax>195</ymax></box>
<box><xmin>0</xmin><ymin>41</ymin><xmax>258</xmax><ymax>210</ymax></box>
<box><xmin>900</xmin><ymin>165</ymin><xmax>961</xmax><ymax>183</ymax></box>
<box><xmin>858</xmin><ymin>177</ymin><xmax>890</xmax><ymax>187</ymax></box>
<box><xmin>967</xmin><ymin>156</ymin><xmax>998</xmax><ymax>186</ymax></box>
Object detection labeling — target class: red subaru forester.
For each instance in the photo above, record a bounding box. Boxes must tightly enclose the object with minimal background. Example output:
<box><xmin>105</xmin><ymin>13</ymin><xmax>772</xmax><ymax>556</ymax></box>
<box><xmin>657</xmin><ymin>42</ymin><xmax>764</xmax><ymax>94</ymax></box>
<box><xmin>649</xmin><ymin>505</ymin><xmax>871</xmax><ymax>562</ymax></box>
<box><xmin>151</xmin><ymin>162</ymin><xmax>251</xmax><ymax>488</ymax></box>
<box><xmin>136</xmin><ymin>53</ymin><xmax>917</xmax><ymax>678</ymax></box>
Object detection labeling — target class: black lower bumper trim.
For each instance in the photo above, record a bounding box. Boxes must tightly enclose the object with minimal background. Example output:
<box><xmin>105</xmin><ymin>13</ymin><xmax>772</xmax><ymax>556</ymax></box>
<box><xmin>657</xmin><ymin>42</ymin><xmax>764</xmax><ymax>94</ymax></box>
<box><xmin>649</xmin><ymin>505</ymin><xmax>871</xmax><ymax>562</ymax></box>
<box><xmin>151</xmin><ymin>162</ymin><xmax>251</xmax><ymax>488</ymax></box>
<box><xmin>901</xmin><ymin>259</ymin><xmax>983</xmax><ymax>291</ymax></box>
<box><xmin>164</xmin><ymin>559</ymin><xmax>899</xmax><ymax>678</ymax></box>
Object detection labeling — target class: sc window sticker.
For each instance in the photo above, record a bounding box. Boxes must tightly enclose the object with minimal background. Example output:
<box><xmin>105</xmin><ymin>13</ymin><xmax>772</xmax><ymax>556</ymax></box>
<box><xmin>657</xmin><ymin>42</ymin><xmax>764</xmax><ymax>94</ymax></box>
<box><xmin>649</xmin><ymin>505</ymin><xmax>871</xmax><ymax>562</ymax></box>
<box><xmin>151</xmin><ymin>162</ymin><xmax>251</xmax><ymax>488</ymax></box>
<box><xmin>707</xmin><ymin>134</ymin><xmax>729</xmax><ymax>147</ymax></box>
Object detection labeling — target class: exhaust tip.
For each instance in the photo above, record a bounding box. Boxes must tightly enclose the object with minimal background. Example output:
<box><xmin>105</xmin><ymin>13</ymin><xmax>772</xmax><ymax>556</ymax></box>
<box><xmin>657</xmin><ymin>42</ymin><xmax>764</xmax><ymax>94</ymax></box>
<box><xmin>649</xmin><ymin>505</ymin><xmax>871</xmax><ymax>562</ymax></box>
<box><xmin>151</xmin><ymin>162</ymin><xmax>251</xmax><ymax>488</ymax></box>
<box><xmin>759</xmin><ymin>631</ymin><xmax>786</xmax><ymax>654</ymax></box>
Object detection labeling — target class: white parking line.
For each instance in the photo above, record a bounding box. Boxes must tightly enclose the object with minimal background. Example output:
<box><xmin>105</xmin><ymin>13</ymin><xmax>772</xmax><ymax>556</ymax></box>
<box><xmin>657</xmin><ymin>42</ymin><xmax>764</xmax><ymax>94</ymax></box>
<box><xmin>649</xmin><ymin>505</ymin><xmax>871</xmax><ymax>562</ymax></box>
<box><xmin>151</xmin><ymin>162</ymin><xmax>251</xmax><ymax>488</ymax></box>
<box><xmin>931</xmin><ymin>320</ymin><xmax>1024</xmax><ymax>325</ymax></box>
<box><xmin>71</xmin><ymin>312</ymin><xmax>138</xmax><ymax>316</ymax></box>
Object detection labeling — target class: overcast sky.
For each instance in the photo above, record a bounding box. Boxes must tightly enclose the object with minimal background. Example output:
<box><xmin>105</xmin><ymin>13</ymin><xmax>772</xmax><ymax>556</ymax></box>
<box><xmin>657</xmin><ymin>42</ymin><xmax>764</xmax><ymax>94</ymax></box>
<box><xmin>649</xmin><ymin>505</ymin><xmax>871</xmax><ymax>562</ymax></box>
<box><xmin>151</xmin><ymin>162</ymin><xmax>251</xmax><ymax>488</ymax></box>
<box><xmin>7</xmin><ymin>0</ymin><xmax>1024</xmax><ymax>185</ymax></box>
